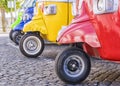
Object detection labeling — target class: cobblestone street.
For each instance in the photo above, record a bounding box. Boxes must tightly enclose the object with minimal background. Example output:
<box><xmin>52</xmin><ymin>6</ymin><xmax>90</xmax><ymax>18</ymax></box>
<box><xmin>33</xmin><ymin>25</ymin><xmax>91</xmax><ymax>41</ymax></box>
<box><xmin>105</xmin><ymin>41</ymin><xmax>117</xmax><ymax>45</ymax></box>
<box><xmin>0</xmin><ymin>34</ymin><xmax>120</xmax><ymax>86</ymax></box>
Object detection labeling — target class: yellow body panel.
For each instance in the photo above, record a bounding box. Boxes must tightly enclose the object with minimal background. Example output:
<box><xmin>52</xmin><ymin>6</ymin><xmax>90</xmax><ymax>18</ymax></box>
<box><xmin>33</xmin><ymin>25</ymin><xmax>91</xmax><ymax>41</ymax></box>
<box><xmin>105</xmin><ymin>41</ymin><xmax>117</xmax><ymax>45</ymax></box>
<box><xmin>23</xmin><ymin>19</ymin><xmax>47</xmax><ymax>34</ymax></box>
<box><xmin>23</xmin><ymin>1</ymin><xmax>73</xmax><ymax>42</ymax></box>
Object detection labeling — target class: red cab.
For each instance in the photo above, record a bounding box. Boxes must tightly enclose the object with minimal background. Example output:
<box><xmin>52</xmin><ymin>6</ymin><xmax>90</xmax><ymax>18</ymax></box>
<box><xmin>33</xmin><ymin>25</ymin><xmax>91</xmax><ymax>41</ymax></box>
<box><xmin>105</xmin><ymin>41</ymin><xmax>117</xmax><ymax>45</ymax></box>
<box><xmin>55</xmin><ymin>0</ymin><xmax>120</xmax><ymax>84</ymax></box>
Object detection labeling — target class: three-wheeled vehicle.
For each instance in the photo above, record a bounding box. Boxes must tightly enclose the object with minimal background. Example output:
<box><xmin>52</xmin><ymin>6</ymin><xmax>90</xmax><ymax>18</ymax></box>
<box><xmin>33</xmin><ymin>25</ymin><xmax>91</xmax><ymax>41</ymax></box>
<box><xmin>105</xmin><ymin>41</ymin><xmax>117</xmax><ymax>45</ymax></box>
<box><xmin>9</xmin><ymin>12</ymin><xmax>23</xmax><ymax>41</ymax></box>
<box><xmin>9</xmin><ymin>0</ymin><xmax>29</xmax><ymax>41</ymax></box>
<box><xmin>19</xmin><ymin>0</ymin><xmax>74</xmax><ymax>57</ymax></box>
<box><xmin>9</xmin><ymin>0</ymin><xmax>36</xmax><ymax>45</ymax></box>
<box><xmin>55</xmin><ymin>0</ymin><xmax>120</xmax><ymax>84</ymax></box>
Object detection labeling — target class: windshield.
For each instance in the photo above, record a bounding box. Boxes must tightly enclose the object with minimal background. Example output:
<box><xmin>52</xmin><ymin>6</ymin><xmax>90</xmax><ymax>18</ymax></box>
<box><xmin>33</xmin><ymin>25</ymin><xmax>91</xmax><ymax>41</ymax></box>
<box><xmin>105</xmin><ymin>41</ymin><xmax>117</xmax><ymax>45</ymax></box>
<box><xmin>21</xmin><ymin>0</ymin><xmax>36</xmax><ymax>9</ymax></box>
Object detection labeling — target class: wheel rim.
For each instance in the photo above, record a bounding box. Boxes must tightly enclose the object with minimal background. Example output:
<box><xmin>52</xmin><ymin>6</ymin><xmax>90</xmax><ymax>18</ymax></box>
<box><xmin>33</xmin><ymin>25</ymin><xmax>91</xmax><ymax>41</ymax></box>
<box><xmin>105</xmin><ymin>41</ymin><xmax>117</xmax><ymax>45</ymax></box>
<box><xmin>63</xmin><ymin>55</ymin><xmax>85</xmax><ymax>78</ymax></box>
<box><xmin>23</xmin><ymin>36</ymin><xmax>42</xmax><ymax>55</ymax></box>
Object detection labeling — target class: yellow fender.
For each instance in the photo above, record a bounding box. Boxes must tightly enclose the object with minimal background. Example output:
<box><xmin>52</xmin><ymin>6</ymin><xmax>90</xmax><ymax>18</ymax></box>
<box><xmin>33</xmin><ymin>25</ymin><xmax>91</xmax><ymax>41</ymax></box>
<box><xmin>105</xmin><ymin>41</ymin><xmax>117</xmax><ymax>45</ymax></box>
<box><xmin>23</xmin><ymin>17</ymin><xmax>47</xmax><ymax>35</ymax></box>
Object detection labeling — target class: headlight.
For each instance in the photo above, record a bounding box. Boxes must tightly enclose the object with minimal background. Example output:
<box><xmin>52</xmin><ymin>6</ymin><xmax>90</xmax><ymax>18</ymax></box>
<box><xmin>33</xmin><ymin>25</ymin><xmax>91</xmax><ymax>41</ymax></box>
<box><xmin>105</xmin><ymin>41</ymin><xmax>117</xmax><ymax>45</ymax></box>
<box><xmin>97</xmin><ymin>0</ymin><xmax>104</xmax><ymax>11</ymax></box>
<box><xmin>22</xmin><ymin>14</ymin><xmax>30</xmax><ymax>21</ymax></box>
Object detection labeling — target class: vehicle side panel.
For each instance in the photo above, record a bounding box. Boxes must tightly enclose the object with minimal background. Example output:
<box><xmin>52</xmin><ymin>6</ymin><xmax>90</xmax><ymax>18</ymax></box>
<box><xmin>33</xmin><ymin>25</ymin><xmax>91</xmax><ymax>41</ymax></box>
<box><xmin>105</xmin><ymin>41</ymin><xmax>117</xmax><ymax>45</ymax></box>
<box><xmin>87</xmin><ymin>0</ymin><xmax>120</xmax><ymax>61</ymax></box>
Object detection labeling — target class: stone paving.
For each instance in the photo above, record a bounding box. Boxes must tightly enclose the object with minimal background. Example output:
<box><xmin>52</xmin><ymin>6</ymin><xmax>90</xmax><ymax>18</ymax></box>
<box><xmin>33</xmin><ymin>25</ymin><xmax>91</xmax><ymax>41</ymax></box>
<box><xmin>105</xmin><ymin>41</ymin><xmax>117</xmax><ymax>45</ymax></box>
<box><xmin>0</xmin><ymin>35</ymin><xmax>120</xmax><ymax>86</ymax></box>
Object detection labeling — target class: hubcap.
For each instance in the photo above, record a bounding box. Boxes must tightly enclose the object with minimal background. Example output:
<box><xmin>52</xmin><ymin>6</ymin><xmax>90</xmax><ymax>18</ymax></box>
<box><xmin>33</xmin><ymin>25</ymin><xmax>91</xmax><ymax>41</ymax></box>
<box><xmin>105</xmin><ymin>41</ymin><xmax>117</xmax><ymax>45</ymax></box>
<box><xmin>26</xmin><ymin>40</ymin><xmax>37</xmax><ymax>51</ymax></box>
<box><xmin>23</xmin><ymin>35</ymin><xmax>42</xmax><ymax>55</ymax></box>
<box><xmin>64</xmin><ymin>55</ymin><xmax>85</xmax><ymax>78</ymax></box>
<box><xmin>67</xmin><ymin>59</ymin><xmax>79</xmax><ymax>72</ymax></box>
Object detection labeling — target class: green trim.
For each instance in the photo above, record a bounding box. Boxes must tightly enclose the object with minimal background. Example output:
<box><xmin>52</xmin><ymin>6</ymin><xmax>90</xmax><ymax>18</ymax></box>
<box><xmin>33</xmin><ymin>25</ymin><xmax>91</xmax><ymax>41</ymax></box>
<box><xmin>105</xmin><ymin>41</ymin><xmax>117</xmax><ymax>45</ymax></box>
<box><xmin>11</xmin><ymin>12</ymin><xmax>23</xmax><ymax>29</ymax></box>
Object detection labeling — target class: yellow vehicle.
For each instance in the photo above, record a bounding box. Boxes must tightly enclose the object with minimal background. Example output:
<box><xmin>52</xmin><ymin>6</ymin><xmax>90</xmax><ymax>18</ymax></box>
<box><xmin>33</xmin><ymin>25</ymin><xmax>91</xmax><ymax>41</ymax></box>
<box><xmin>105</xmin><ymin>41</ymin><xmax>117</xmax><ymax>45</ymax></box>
<box><xmin>19</xmin><ymin>0</ymin><xmax>75</xmax><ymax>57</ymax></box>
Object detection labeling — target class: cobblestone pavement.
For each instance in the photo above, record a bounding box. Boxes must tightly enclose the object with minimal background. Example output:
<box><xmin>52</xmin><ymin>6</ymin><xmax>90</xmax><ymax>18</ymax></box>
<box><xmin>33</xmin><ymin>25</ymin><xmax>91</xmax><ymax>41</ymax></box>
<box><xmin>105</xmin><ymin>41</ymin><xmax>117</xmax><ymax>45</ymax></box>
<box><xmin>0</xmin><ymin>35</ymin><xmax>120</xmax><ymax>86</ymax></box>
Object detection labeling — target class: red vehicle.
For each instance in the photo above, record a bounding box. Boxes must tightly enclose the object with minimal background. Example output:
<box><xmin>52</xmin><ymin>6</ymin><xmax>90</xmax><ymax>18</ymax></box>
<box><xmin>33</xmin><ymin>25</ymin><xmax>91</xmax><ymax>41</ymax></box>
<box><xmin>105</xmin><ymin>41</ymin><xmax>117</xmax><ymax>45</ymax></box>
<box><xmin>55</xmin><ymin>0</ymin><xmax>119</xmax><ymax>84</ymax></box>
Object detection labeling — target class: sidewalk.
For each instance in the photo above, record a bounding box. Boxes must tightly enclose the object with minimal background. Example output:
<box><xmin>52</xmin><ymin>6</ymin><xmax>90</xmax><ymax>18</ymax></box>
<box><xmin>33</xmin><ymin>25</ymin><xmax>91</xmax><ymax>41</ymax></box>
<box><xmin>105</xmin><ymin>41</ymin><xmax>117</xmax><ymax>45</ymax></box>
<box><xmin>0</xmin><ymin>27</ymin><xmax>11</xmax><ymax>33</ymax></box>
<box><xmin>0</xmin><ymin>32</ymin><xmax>9</xmax><ymax>37</ymax></box>
<box><xmin>0</xmin><ymin>34</ymin><xmax>9</xmax><ymax>37</ymax></box>
<box><xmin>0</xmin><ymin>29</ymin><xmax>10</xmax><ymax>37</ymax></box>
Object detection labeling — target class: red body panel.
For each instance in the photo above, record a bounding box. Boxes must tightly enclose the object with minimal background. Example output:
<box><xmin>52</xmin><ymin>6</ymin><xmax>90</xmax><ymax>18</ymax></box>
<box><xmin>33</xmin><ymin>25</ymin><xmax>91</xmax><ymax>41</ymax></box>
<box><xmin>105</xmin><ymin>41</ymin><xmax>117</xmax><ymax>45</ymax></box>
<box><xmin>88</xmin><ymin>1</ymin><xmax>120</xmax><ymax>61</ymax></box>
<box><xmin>57</xmin><ymin>2</ymin><xmax>100</xmax><ymax>48</ymax></box>
<box><xmin>58</xmin><ymin>0</ymin><xmax>120</xmax><ymax>61</ymax></box>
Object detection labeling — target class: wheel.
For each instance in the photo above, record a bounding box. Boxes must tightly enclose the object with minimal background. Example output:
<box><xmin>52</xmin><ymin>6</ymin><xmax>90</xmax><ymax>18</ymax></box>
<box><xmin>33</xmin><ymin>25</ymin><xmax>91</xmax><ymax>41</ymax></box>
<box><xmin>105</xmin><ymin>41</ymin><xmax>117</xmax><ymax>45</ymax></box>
<box><xmin>55</xmin><ymin>47</ymin><xmax>91</xmax><ymax>84</ymax></box>
<box><xmin>12</xmin><ymin>31</ymin><xmax>24</xmax><ymax>45</ymax></box>
<box><xmin>9</xmin><ymin>29</ymin><xmax>14</xmax><ymax>41</ymax></box>
<box><xmin>19</xmin><ymin>33</ymin><xmax>44</xmax><ymax>58</ymax></box>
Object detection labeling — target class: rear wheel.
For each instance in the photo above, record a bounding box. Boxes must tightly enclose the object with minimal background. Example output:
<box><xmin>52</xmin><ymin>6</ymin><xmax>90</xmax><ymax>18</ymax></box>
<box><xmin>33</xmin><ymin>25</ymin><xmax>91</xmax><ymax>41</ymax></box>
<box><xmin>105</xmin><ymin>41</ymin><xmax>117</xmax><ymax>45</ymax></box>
<box><xmin>19</xmin><ymin>33</ymin><xmax>44</xmax><ymax>58</ymax></box>
<box><xmin>55</xmin><ymin>47</ymin><xmax>91</xmax><ymax>84</ymax></box>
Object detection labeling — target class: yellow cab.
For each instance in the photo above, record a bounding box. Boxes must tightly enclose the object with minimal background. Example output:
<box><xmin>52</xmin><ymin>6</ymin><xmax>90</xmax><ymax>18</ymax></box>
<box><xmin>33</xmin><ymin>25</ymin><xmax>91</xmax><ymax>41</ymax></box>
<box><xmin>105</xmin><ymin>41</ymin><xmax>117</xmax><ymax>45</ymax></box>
<box><xmin>19</xmin><ymin>0</ymin><xmax>76</xmax><ymax>57</ymax></box>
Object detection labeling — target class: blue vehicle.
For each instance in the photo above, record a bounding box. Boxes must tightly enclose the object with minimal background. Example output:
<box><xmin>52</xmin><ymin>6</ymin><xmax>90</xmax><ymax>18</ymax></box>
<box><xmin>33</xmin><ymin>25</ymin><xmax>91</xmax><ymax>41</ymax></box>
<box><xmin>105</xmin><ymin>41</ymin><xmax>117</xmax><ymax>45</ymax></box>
<box><xmin>10</xmin><ymin>0</ymin><xmax>36</xmax><ymax>45</ymax></box>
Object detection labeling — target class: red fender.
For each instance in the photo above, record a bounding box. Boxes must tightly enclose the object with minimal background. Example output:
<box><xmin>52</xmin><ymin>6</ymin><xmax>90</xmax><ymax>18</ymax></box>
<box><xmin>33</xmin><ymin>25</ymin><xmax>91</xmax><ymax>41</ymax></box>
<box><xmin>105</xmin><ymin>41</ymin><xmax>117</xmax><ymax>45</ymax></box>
<box><xmin>57</xmin><ymin>2</ymin><xmax>100</xmax><ymax>48</ymax></box>
<box><xmin>57</xmin><ymin>21</ymin><xmax>100</xmax><ymax>48</ymax></box>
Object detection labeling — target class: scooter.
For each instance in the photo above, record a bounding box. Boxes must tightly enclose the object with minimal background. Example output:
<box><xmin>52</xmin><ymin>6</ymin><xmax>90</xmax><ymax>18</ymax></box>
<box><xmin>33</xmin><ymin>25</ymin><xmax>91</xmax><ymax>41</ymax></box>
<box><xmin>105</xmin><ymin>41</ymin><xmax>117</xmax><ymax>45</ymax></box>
<box><xmin>9</xmin><ymin>0</ymin><xmax>36</xmax><ymax>45</ymax></box>
<box><xmin>55</xmin><ymin>0</ymin><xmax>120</xmax><ymax>84</ymax></box>
<box><xmin>19</xmin><ymin>0</ymin><xmax>74</xmax><ymax>57</ymax></box>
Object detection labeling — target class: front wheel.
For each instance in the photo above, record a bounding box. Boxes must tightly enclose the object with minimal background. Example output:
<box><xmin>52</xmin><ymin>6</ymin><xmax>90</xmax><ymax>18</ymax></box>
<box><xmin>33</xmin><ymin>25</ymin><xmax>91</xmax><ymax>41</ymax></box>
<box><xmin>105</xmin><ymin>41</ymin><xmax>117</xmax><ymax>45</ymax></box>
<box><xmin>19</xmin><ymin>33</ymin><xmax>44</xmax><ymax>58</ymax></box>
<box><xmin>9</xmin><ymin>29</ymin><xmax>14</xmax><ymax>41</ymax></box>
<box><xmin>55</xmin><ymin>47</ymin><xmax>91</xmax><ymax>84</ymax></box>
<box><xmin>12</xmin><ymin>31</ymin><xmax>24</xmax><ymax>45</ymax></box>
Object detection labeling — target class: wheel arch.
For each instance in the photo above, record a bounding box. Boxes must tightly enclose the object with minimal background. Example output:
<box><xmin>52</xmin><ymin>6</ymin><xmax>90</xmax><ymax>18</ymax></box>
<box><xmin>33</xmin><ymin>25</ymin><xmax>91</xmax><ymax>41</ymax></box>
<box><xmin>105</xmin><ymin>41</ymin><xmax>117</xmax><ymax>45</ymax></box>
<box><xmin>57</xmin><ymin>21</ymin><xmax>101</xmax><ymax>48</ymax></box>
<box><xmin>23</xmin><ymin>19</ymin><xmax>48</xmax><ymax>35</ymax></box>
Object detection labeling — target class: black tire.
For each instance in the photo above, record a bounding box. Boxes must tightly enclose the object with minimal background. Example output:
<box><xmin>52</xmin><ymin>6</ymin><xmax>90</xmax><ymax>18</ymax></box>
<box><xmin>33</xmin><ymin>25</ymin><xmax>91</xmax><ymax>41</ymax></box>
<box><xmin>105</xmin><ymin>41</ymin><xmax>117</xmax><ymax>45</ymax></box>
<box><xmin>12</xmin><ymin>31</ymin><xmax>24</xmax><ymax>45</ymax></box>
<box><xmin>9</xmin><ymin>29</ymin><xmax>14</xmax><ymax>41</ymax></box>
<box><xmin>19</xmin><ymin>33</ymin><xmax>44</xmax><ymax>58</ymax></box>
<box><xmin>55</xmin><ymin>47</ymin><xmax>91</xmax><ymax>84</ymax></box>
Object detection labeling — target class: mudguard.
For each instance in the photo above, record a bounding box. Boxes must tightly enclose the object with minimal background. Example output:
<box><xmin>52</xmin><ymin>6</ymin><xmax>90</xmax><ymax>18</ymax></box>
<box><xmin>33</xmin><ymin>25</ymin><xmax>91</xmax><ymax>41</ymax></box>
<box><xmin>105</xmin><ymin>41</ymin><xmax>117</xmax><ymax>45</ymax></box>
<box><xmin>57</xmin><ymin>21</ymin><xmax>100</xmax><ymax>48</ymax></box>
<box><xmin>23</xmin><ymin>18</ymin><xmax>47</xmax><ymax>34</ymax></box>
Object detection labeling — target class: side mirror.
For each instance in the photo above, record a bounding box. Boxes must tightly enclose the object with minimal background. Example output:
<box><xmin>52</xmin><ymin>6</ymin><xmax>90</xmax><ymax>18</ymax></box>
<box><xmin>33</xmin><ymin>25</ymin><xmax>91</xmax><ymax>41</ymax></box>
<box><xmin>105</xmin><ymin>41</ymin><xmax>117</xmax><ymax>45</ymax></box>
<box><xmin>93</xmin><ymin>0</ymin><xmax>119</xmax><ymax>14</ymax></box>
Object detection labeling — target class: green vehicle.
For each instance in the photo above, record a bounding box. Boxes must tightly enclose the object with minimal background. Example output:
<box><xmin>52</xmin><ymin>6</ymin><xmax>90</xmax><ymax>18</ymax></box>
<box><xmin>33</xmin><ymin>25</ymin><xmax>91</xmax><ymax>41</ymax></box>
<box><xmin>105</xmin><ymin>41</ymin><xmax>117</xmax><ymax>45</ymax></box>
<box><xmin>9</xmin><ymin>0</ymin><xmax>36</xmax><ymax>43</ymax></box>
